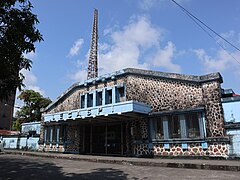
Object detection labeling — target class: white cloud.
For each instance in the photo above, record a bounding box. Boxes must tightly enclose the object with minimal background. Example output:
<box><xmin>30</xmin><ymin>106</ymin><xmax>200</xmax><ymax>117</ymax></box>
<box><xmin>99</xmin><ymin>16</ymin><xmax>180</xmax><ymax>75</ymax></box>
<box><xmin>152</xmin><ymin>41</ymin><xmax>181</xmax><ymax>72</ymax></box>
<box><xmin>68</xmin><ymin>38</ymin><xmax>84</xmax><ymax>57</ymax></box>
<box><xmin>193</xmin><ymin>30</ymin><xmax>240</xmax><ymax>74</ymax></box>
<box><xmin>69</xmin><ymin>69</ymin><xmax>87</xmax><ymax>82</ymax></box>
<box><xmin>99</xmin><ymin>16</ymin><xmax>158</xmax><ymax>74</ymax></box>
<box><xmin>194</xmin><ymin>49</ymin><xmax>240</xmax><ymax>74</ymax></box>
<box><xmin>69</xmin><ymin>16</ymin><xmax>181</xmax><ymax>82</ymax></box>
<box><xmin>20</xmin><ymin>69</ymin><xmax>45</xmax><ymax>95</ymax></box>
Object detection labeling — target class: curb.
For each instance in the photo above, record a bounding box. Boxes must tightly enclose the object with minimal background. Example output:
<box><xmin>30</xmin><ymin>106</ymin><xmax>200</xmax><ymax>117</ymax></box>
<box><xmin>4</xmin><ymin>151</ymin><xmax>240</xmax><ymax>172</ymax></box>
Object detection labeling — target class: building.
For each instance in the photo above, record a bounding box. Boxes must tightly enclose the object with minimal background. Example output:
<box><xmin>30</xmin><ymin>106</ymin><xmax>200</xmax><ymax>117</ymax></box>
<box><xmin>39</xmin><ymin>68</ymin><xmax>229</xmax><ymax>157</ymax></box>
<box><xmin>222</xmin><ymin>89</ymin><xmax>240</xmax><ymax>157</ymax></box>
<box><xmin>0</xmin><ymin>93</ymin><xmax>15</xmax><ymax>130</ymax></box>
<box><xmin>3</xmin><ymin>122</ymin><xmax>40</xmax><ymax>150</ymax></box>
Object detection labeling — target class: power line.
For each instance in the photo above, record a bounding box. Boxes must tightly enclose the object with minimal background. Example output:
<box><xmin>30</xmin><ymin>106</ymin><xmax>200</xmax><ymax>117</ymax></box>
<box><xmin>170</xmin><ymin>0</ymin><xmax>240</xmax><ymax>64</ymax></box>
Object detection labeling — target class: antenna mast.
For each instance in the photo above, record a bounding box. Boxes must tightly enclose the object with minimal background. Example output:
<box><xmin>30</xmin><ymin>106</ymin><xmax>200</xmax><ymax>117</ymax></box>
<box><xmin>87</xmin><ymin>9</ymin><xmax>98</xmax><ymax>79</ymax></box>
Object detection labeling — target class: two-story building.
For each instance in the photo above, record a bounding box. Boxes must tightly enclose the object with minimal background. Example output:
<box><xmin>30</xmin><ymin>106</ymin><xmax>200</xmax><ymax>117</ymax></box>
<box><xmin>39</xmin><ymin>68</ymin><xmax>229</xmax><ymax>157</ymax></box>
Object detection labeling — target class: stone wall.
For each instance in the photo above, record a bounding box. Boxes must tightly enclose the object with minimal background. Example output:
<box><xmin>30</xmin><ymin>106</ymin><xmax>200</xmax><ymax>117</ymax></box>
<box><xmin>46</xmin><ymin>78</ymin><xmax>126</xmax><ymax>114</ymax></box>
<box><xmin>153</xmin><ymin>142</ymin><xmax>228</xmax><ymax>157</ymax></box>
<box><xmin>64</xmin><ymin>125</ymin><xmax>80</xmax><ymax>153</ymax></box>
<box><xmin>126</xmin><ymin>75</ymin><xmax>225</xmax><ymax>138</ymax></box>
<box><xmin>202</xmin><ymin>81</ymin><xmax>225</xmax><ymax>137</ymax></box>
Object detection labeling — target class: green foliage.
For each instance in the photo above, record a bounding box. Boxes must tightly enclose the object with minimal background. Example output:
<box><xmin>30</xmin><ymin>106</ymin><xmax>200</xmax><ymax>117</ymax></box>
<box><xmin>12</xmin><ymin>118</ymin><xmax>22</xmax><ymax>131</ymax></box>
<box><xmin>15</xmin><ymin>89</ymin><xmax>51</xmax><ymax>123</ymax></box>
<box><xmin>0</xmin><ymin>0</ymin><xmax>43</xmax><ymax>101</ymax></box>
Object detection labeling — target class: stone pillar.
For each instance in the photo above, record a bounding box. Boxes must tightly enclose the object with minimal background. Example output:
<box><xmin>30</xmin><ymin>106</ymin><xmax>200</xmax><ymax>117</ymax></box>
<box><xmin>202</xmin><ymin>81</ymin><xmax>225</xmax><ymax>137</ymax></box>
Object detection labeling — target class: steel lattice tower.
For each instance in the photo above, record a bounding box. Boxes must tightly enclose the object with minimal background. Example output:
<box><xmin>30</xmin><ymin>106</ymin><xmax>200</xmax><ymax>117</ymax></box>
<box><xmin>87</xmin><ymin>9</ymin><xmax>98</xmax><ymax>80</ymax></box>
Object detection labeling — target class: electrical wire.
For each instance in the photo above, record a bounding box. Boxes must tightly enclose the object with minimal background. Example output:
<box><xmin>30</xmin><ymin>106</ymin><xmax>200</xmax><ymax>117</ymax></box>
<box><xmin>171</xmin><ymin>0</ymin><xmax>240</xmax><ymax>64</ymax></box>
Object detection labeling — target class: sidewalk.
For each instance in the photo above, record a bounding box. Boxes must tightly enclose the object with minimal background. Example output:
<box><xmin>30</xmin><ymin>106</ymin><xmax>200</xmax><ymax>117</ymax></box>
<box><xmin>3</xmin><ymin>150</ymin><xmax>240</xmax><ymax>172</ymax></box>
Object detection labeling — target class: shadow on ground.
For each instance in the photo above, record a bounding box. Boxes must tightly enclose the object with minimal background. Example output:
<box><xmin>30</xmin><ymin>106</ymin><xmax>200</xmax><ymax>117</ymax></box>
<box><xmin>0</xmin><ymin>155</ymin><xmax>132</xmax><ymax>180</ymax></box>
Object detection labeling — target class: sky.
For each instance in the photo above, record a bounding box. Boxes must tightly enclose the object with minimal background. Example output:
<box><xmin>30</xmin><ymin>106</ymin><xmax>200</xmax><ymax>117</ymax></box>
<box><xmin>16</xmin><ymin>0</ymin><xmax>240</xmax><ymax>105</ymax></box>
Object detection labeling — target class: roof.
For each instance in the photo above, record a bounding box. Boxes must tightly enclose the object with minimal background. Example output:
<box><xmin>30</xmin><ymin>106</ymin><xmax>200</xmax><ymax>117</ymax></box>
<box><xmin>43</xmin><ymin>68</ymin><xmax>222</xmax><ymax>112</ymax></box>
<box><xmin>0</xmin><ymin>130</ymin><xmax>20</xmax><ymax>136</ymax></box>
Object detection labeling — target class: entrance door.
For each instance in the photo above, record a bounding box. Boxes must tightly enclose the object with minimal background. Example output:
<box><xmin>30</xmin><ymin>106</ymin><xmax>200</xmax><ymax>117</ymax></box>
<box><xmin>83</xmin><ymin>122</ymin><xmax>126</xmax><ymax>155</ymax></box>
<box><xmin>107</xmin><ymin>124</ymin><xmax>124</xmax><ymax>154</ymax></box>
<box><xmin>92</xmin><ymin>125</ymin><xmax>106</xmax><ymax>154</ymax></box>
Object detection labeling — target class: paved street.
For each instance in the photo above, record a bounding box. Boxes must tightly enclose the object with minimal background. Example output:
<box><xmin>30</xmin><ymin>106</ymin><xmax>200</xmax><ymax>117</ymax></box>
<box><xmin>0</xmin><ymin>154</ymin><xmax>239</xmax><ymax>180</ymax></box>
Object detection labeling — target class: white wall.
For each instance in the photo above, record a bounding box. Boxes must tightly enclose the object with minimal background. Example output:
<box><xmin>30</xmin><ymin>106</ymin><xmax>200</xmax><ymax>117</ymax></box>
<box><xmin>3</xmin><ymin>136</ymin><xmax>39</xmax><ymax>150</ymax></box>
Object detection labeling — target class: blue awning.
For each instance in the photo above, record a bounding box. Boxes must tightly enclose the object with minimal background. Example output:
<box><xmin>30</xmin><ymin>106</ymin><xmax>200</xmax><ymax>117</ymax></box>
<box><xmin>43</xmin><ymin>100</ymin><xmax>151</xmax><ymax>122</ymax></box>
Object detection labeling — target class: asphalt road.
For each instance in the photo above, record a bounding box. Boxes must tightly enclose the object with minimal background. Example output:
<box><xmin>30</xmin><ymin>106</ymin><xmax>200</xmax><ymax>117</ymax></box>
<box><xmin>0</xmin><ymin>154</ymin><xmax>239</xmax><ymax>180</ymax></box>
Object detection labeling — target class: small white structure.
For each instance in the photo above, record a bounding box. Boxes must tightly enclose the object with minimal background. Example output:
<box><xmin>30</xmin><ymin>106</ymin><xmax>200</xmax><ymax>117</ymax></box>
<box><xmin>222</xmin><ymin>89</ymin><xmax>240</xmax><ymax>157</ymax></box>
<box><xmin>3</xmin><ymin>122</ymin><xmax>41</xmax><ymax>151</ymax></box>
<box><xmin>21</xmin><ymin>122</ymin><xmax>41</xmax><ymax>135</ymax></box>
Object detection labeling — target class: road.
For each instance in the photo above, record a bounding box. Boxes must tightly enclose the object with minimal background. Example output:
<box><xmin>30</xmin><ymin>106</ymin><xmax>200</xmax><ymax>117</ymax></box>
<box><xmin>0</xmin><ymin>154</ymin><xmax>239</xmax><ymax>180</ymax></box>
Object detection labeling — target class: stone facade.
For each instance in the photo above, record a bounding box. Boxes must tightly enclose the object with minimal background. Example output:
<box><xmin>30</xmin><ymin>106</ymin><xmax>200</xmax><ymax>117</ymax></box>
<box><xmin>153</xmin><ymin>142</ymin><xmax>228</xmax><ymax>157</ymax></box>
<box><xmin>40</xmin><ymin>68</ymin><xmax>228</xmax><ymax>158</ymax></box>
<box><xmin>126</xmin><ymin>74</ymin><xmax>225</xmax><ymax>138</ymax></box>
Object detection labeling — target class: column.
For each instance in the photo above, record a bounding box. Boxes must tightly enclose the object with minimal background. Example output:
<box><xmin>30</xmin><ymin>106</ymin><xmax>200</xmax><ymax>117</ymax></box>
<box><xmin>198</xmin><ymin>113</ymin><xmax>205</xmax><ymax>138</ymax></box>
<box><xmin>162</xmin><ymin>116</ymin><xmax>169</xmax><ymax>139</ymax></box>
<box><xmin>180</xmin><ymin>114</ymin><xmax>187</xmax><ymax>138</ymax></box>
<box><xmin>84</xmin><ymin>94</ymin><xmax>87</xmax><ymax>108</ymax></box>
<box><xmin>50</xmin><ymin>127</ymin><xmax>53</xmax><ymax>144</ymax></box>
<box><xmin>102</xmin><ymin>88</ymin><xmax>106</xmax><ymax>105</ymax></box>
<box><xmin>44</xmin><ymin>128</ymin><xmax>47</xmax><ymax>142</ymax></box>
<box><xmin>93</xmin><ymin>91</ymin><xmax>96</xmax><ymax>107</ymax></box>
<box><xmin>112</xmin><ymin>87</ymin><xmax>116</xmax><ymax>104</ymax></box>
<box><xmin>56</xmin><ymin>127</ymin><xmax>60</xmax><ymax>143</ymax></box>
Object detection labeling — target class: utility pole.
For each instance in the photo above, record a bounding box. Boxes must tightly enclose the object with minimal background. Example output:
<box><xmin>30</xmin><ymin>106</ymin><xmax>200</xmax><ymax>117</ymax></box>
<box><xmin>87</xmin><ymin>9</ymin><xmax>98</xmax><ymax>80</ymax></box>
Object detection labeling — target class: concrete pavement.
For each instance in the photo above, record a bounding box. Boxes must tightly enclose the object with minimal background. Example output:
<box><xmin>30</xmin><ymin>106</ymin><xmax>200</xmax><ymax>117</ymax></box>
<box><xmin>3</xmin><ymin>150</ymin><xmax>240</xmax><ymax>172</ymax></box>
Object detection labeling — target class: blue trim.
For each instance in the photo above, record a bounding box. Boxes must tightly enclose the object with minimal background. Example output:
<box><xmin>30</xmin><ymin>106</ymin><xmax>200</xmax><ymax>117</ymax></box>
<box><xmin>43</xmin><ymin>101</ymin><xmax>151</xmax><ymax>122</ymax></box>
<box><xmin>164</xmin><ymin>144</ymin><xmax>170</xmax><ymax>149</ymax></box>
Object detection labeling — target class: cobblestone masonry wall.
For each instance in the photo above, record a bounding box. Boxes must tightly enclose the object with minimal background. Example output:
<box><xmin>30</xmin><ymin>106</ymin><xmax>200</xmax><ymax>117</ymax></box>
<box><xmin>39</xmin><ymin>144</ymin><xmax>65</xmax><ymax>153</ymax></box>
<box><xmin>134</xmin><ymin>143</ymin><xmax>228</xmax><ymax>157</ymax></box>
<box><xmin>47</xmin><ymin>78</ymin><xmax>126</xmax><ymax>114</ymax></box>
<box><xmin>126</xmin><ymin>75</ymin><xmax>224</xmax><ymax>138</ymax></box>
<box><xmin>65</xmin><ymin>125</ymin><xmax>80</xmax><ymax>153</ymax></box>
<box><xmin>132</xmin><ymin>118</ymin><xmax>148</xmax><ymax>140</ymax></box>
<box><xmin>202</xmin><ymin>81</ymin><xmax>225</xmax><ymax>137</ymax></box>
<box><xmin>153</xmin><ymin>143</ymin><xmax>228</xmax><ymax>157</ymax></box>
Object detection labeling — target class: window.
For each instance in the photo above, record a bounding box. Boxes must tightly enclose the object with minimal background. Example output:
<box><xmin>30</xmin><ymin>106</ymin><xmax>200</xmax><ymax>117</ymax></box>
<box><xmin>97</xmin><ymin>91</ymin><xmax>102</xmax><ymax>106</ymax></box>
<box><xmin>87</xmin><ymin>93</ymin><xmax>93</xmax><ymax>107</ymax></box>
<box><xmin>105</xmin><ymin>89</ymin><xmax>112</xmax><ymax>104</ymax></box>
<box><xmin>59</xmin><ymin>125</ymin><xmax>67</xmax><ymax>143</ymax></box>
<box><xmin>80</xmin><ymin>95</ymin><xmax>85</xmax><ymax>109</ymax></box>
<box><xmin>155</xmin><ymin>118</ymin><xmax>164</xmax><ymax>139</ymax></box>
<box><xmin>153</xmin><ymin>112</ymin><xmax>203</xmax><ymax>141</ymax></box>
<box><xmin>168</xmin><ymin>115</ymin><xmax>181</xmax><ymax>138</ymax></box>
<box><xmin>116</xmin><ymin>87</ymin><xmax>125</xmax><ymax>103</ymax></box>
<box><xmin>186</xmin><ymin>113</ymin><xmax>200</xmax><ymax>138</ymax></box>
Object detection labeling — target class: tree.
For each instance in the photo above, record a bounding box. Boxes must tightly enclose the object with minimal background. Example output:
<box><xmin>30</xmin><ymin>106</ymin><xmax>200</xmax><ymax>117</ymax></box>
<box><xmin>0</xmin><ymin>0</ymin><xmax>43</xmax><ymax>101</ymax></box>
<box><xmin>14</xmin><ymin>90</ymin><xmax>51</xmax><ymax>130</ymax></box>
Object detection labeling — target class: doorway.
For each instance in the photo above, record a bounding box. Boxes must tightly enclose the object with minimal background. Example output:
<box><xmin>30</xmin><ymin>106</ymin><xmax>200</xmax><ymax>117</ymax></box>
<box><xmin>83</xmin><ymin>122</ymin><xmax>126</xmax><ymax>155</ymax></box>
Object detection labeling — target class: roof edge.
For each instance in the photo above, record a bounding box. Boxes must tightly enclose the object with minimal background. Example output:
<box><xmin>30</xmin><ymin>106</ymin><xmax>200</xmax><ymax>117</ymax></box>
<box><xmin>43</xmin><ymin>68</ymin><xmax>222</xmax><ymax>112</ymax></box>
